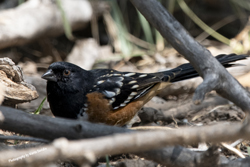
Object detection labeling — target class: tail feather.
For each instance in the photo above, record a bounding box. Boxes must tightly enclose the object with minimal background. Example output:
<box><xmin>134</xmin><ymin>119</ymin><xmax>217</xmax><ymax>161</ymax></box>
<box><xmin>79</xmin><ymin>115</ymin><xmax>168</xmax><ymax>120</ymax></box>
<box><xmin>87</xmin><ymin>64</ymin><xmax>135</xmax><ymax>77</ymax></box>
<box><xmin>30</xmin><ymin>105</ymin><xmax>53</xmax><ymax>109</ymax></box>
<box><xmin>163</xmin><ymin>54</ymin><xmax>248</xmax><ymax>83</ymax></box>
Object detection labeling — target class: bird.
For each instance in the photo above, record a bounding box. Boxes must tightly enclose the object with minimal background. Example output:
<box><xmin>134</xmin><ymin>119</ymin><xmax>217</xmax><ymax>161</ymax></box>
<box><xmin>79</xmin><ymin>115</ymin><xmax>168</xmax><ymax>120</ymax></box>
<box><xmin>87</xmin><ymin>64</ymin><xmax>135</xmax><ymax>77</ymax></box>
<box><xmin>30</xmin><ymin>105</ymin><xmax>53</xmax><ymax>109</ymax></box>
<box><xmin>42</xmin><ymin>54</ymin><xmax>247</xmax><ymax>126</ymax></box>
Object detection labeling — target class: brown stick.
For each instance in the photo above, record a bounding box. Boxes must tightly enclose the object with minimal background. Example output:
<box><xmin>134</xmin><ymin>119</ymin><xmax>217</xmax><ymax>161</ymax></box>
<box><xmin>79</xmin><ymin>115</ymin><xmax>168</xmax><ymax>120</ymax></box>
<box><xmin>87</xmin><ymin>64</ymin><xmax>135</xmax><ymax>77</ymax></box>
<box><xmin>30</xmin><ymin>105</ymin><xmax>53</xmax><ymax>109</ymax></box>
<box><xmin>0</xmin><ymin>106</ymin><xmax>250</xmax><ymax>166</ymax></box>
<box><xmin>162</xmin><ymin>95</ymin><xmax>229</xmax><ymax>121</ymax></box>
<box><xmin>0</xmin><ymin>121</ymin><xmax>250</xmax><ymax>167</ymax></box>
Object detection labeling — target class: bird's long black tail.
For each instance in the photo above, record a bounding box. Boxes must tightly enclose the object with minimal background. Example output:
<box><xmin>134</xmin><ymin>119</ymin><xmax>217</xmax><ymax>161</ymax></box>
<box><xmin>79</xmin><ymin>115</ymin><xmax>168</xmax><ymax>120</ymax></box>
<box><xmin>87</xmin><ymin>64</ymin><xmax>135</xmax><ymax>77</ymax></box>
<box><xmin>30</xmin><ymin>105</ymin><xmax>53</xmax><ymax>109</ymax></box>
<box><xmin>162</xmin><ymin>54</ymin><xmax>248</xmax><ymax>83</ymax></box>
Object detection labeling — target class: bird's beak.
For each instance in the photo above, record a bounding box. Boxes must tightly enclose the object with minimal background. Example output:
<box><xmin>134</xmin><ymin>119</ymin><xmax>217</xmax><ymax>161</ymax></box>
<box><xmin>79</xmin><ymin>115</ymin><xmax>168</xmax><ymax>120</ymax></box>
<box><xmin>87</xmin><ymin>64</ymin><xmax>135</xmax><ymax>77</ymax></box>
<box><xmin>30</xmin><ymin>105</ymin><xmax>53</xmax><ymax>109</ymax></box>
<box><xmin>42</xmin><ymin>69</ymin><xmax>57</xmax><ymax>82</ymax></box>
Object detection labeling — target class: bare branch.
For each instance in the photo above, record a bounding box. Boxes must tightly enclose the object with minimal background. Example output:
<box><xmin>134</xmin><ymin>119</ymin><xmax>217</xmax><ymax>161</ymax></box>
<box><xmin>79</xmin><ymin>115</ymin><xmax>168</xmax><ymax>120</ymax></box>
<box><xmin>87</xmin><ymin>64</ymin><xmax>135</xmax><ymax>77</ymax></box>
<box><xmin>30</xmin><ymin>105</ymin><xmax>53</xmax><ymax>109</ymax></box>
<box><xmin>162</xmin><ymin>95</ymin><xmax>229</xmax><ymax>122</ymax></box>
<box><xmin>129</xmin><ymin>0</ymin><xmax>250</xmax><ymax>112</ymax></box>
<box><xmin>0</xmin><ymin>106</ymin><xmax>130</xmax><ymax>140</ymax></box>
<box><xmin>0</xmin><ymin>122</ymin><xmax>250</xmax><ymax>167</ymax></box>
<box><xmin>1</xmin><ymin>106</ymin><xmax>250</xmax><ymax>166</ymax></box>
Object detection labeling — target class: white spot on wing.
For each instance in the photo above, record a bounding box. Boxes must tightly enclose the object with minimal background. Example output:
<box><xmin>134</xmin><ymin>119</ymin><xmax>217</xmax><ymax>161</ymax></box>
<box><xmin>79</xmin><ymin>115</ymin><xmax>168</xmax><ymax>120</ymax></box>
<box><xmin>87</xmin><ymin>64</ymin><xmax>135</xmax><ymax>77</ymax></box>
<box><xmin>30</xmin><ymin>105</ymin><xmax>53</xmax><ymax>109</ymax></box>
<box><xmin>131</xmin><ymin>85</ymin><xmax>139</xmax><ymax>89</ymax></box>
<box><xmin>109</xmin><ymin>98</ymin><xmax>115</xmax><ymax>104</ymax></box>
<box><xmin>120</xmin><ymin>103</ymin><xmax>126</xmax><ymax>107</ymax></box>
<box><xmin>127</xmin><ymin>95</ymin><xmax>134</xmax><ymax>100</ymax></box>
<box><xmin>128</xmin><ymin>80</ymin><xmax>137</xmax><ymax>84</ymax></box>
<box><xmin>124</xmin><ymin>73</ymin><xmax>136</xmax><ymax>77</ymax></box>
<box><xmin>139</xmin><ymin>74</ymin><xmax>147</xmax><ymax>78</ymax></box>
<box><xmin>103</xmin><ymin>90</ymin><xmax>116</xmax><ymax>98</ymax></box>
<box><xmin>97</xmin><ymin>80</ymin><xmax>105</xmax><ymax>85</ymax></box>
<box><xmin>130</xmin><ymin>92</ymin><xmax>137</xmax><ymax>96</ymax></box>
<box><xmin>114</xmin><ymin>106</ymin><xmax>119</xmax><ymax>110</ymax></box>
<box><xmin>117</xmin><ymin>81</ymin><xmax>123</xmax><ymax>87</ymax></box>
<box><xmin>113</xmin><ymin>73</ymin><xmax>121</xmax><ymax>76</ymax></box>
<box><xmin>116</xmin><ymin>77</ymin><xmax>124</xmax><ymax>81</ymax></box>
<box><xmin>114</xmin><ymin>88</ymin><xmax>121</xmax><ymax>95</ymax></box>
<box><xmin>124</xmin><ymin>99</ymin><xmax>130</xmax><ymax>103</ymax></box>
<box><xmin>134</xmin><ymin>85</ymin><xmax>154</xmax><ymax>99</ymax></box>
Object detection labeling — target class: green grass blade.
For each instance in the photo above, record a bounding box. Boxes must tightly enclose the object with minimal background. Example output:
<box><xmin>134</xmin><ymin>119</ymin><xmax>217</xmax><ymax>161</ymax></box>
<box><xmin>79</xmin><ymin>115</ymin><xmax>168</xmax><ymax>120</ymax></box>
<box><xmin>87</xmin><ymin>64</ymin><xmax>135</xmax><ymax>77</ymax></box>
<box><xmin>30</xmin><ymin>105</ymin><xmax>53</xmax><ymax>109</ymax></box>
<box><xmin>231</xmin><ymin>0</ymin><xmax>250</xmax><ymax>11</ymax></box>
<box><xmin>56</xmin><ymin>0</ymin><xmax>74</xmax><ymax>40</ymax></box>
<box><xmin>105</xmin><ymin>155</ymin><xmax>110</xmax><ymax>167</ymax></box>
<box><xmin>168</xmin><ymin>0</ymin><xmax>176</xmax><ymax>14</ymax></box>
<box><xmin>247</xmin><ymin>147</ymin><xmax>250</xmax><ymax>156</ymax></box>
<box><xmin>137</xmin><ymin>10</ymin><xmax>154</xmax><ymax>44</ymax></box>
<box><xmin>34</xmin><ymin>97</ymin><xmax>47</xmax><ymax>115</ymax></box>
<box><xmin>110</xmin><ymin>0</ymin><xmax>133</xmax><ymax>56</ymax></box>
<box><xmin>155</xmin><ymin>0</ymin><xmax>167</xmax><ymax>50</ymax></box>
<box><xmin>177</xmin><ymin>0</ymin><xmax>230</xmax><ymax>45</ymax></box>
<box><xmin>155</xmin><ymin>29</ymin><xmax>164</xmax><ymax>51</ymax></box>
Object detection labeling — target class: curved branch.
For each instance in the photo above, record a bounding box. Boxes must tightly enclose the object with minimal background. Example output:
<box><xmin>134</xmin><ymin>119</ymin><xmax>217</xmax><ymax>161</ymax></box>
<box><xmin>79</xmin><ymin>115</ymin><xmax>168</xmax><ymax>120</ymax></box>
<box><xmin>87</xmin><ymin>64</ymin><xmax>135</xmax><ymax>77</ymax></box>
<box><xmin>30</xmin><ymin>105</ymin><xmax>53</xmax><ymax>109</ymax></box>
<box><xmin>129</xmin><ymin>0</ymin><xmax>250</xmax><ymax>112</ymax></box>
<box><xmin>0</xmin><ymin>106</ymin><xmax>130</xmax><ymax>140</ymax></box>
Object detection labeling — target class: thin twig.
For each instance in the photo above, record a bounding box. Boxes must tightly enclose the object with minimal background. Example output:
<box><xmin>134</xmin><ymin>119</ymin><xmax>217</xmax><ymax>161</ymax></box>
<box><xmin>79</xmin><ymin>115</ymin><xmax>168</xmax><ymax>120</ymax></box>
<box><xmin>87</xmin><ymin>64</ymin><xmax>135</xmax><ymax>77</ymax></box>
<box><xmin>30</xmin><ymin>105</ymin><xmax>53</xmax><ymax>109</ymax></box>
<box><xmin>0</xmin><ymin>135</ymin><xmax>49</xmax><ymax>143</ymax></box>
<box><xmin>221</xmin><ymin>142</ymin><xmax>245</xmax><ymax>158</ymax></box>
<box><xmin>130</xmin><ymin>126</ymin><xmax>173</xmax><ymax>131</ymax></box>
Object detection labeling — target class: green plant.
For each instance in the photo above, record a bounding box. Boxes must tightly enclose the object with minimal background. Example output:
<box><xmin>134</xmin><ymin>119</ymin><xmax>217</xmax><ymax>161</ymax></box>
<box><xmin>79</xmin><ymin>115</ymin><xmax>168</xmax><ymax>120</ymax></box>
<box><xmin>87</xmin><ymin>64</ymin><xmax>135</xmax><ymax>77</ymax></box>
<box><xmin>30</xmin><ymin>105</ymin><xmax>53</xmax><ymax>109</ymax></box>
<box><xmin>34</xmin><ymin>97</ymin><xmax>47</xmax><ymax>115</ymax></box>
<box><xmin>56</xmin><ymin>0</ymin><xmax>74</xmax><ymax>40</ymax></box>
<box><xmin>105</xmin><ymin>155</ymin><xmax>110</xmax><ymax>167</ymax></box>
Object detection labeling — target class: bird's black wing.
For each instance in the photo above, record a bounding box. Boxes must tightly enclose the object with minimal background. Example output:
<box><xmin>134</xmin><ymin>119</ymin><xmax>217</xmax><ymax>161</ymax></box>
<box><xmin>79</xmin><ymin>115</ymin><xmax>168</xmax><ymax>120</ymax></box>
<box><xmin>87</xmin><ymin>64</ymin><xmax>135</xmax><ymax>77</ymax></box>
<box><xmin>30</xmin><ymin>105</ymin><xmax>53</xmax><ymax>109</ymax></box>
<box><xmin>90</xmin><ymin>69</ymin><xmax>162</xmax><ymax>110</ymax></box>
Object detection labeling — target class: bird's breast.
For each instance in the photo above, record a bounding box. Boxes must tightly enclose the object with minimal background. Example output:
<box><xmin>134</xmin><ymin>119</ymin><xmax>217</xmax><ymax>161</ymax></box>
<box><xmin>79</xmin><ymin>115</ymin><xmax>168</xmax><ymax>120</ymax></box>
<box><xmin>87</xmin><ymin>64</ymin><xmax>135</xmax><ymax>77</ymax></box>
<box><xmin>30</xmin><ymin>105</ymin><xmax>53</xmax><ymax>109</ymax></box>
<box><xmin>47</xmin><ymin>82</ymin><xmax>86</xmax><ymax>119</ymax></box>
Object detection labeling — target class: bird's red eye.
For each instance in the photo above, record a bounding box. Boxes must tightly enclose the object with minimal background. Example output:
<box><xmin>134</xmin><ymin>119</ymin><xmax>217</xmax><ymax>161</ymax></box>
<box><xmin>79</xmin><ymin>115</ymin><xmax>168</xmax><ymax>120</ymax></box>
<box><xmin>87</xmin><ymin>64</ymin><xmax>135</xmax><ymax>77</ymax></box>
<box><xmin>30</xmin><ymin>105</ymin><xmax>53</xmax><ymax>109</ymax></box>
<box><xmin>63</xmin><ymin>70</ymin><xmax>71</xmax><ymax>76</ymax></box>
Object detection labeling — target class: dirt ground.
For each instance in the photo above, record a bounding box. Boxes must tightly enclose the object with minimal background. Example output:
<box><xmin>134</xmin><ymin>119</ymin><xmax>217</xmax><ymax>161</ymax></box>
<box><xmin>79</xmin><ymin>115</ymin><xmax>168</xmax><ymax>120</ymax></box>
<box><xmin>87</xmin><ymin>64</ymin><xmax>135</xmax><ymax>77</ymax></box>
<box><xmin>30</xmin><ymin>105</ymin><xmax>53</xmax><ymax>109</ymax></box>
<box><xmin>0</xmin><ymin>0</ymin><xmax>250</xmax><ymax>166</ymax></box>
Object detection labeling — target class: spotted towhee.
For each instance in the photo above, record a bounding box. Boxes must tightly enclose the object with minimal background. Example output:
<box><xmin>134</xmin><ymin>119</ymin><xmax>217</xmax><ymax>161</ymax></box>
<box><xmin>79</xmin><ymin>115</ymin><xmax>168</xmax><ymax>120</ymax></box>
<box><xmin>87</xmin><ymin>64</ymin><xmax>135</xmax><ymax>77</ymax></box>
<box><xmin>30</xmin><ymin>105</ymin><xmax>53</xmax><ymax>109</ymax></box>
<box><xmin>42</xmin><ymin>54</ymin><xmax>247</xmax><ymax>126</ymax></box>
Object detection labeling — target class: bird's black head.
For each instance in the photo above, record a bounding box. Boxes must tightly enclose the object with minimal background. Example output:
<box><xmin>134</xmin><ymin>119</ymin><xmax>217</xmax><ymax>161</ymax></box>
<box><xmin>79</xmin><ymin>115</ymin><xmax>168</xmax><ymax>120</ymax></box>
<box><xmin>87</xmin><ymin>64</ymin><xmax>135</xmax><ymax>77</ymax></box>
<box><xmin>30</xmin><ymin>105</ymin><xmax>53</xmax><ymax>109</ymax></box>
<box><xmin>42</xmin><ymin>62</ymin><xmax>92</xmax><ymax>93</ymax></box>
